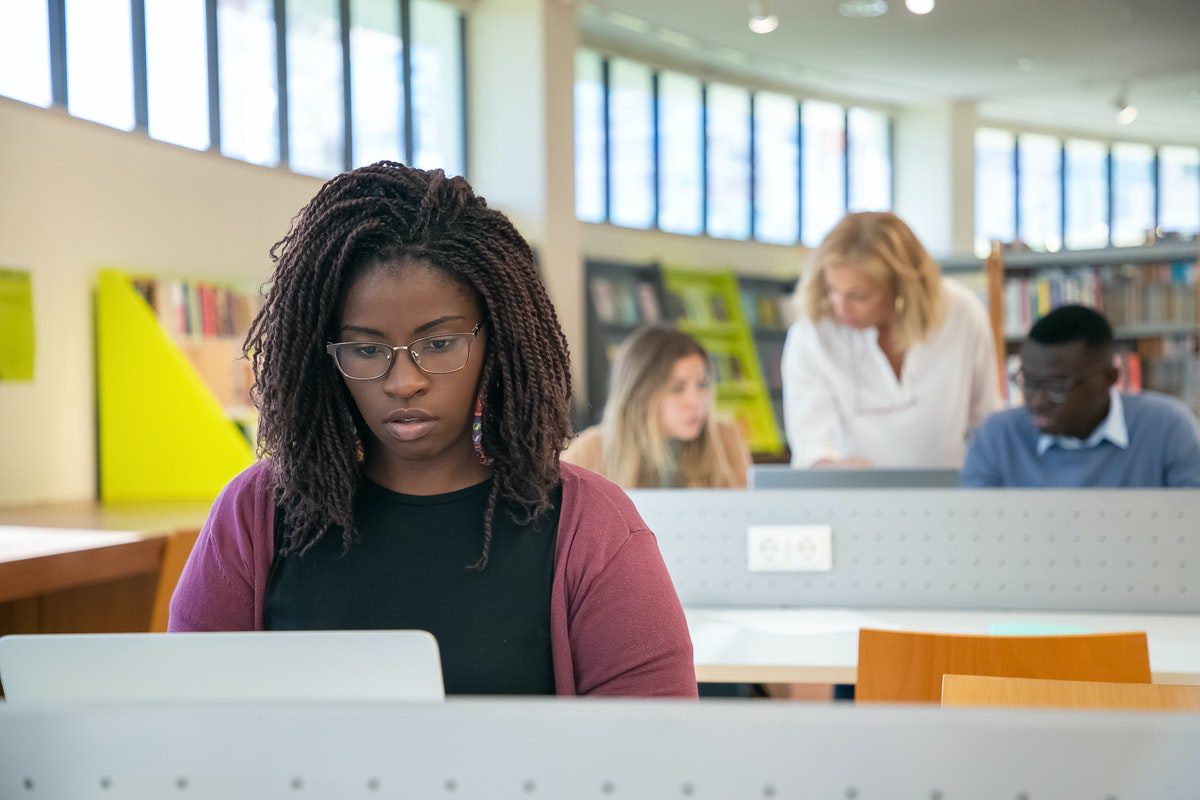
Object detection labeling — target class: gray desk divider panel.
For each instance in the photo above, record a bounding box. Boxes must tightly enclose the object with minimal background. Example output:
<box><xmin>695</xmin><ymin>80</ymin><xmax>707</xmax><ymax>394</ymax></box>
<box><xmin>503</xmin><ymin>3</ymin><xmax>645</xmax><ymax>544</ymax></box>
<box><xmin>629</xmin><ymin>489</ymin><xmax>1200</xmax><ymax>612</ymax></box>
<box><xmin>4</xmin><ymin>701</ymin><xmax>1200</xmax><ymax>799</ymax></box>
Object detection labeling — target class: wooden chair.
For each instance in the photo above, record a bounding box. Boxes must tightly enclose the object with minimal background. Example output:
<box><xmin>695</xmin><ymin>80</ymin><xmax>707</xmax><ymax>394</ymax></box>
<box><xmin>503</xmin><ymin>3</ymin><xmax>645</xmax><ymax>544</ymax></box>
<box><xmin>941</xmin><ymin>674</ymin><xmax>1200</xmax><ymax>711</ymax></box>
<box><xmin>856</xmin><ymin>628</ymin><xmax>1151</xmax><ymax>703</ymax></box>
<box><xmin>148</xmin><ymin>529</ymin><xmax>200</xmax><ymax>632</ymax></box>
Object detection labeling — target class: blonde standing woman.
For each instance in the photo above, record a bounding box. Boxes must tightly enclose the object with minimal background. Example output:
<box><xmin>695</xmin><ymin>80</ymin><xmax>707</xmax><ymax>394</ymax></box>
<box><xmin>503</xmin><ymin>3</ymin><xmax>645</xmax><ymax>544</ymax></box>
<box><xmin>783</xmin><ymin>212</ymin><xmax>1001</xmax><ymax>468</ymax></box>
<box><xmin>564</xmin><ymin>326</ymin><xmax>751</xmax><ymax>488</ymax></box>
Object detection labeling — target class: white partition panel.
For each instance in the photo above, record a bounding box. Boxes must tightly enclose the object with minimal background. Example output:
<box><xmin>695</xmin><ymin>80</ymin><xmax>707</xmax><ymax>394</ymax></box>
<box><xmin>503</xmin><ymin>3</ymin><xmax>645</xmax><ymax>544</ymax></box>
<box><xmin>2</xmin><ymin>700</ymin><xmax>1198</xmax><ymax>798</ymax></box>
<box><xmin>630</xmin><ymin>489</ymin><xmax>1200</xmax><ymax>612</ymax></box>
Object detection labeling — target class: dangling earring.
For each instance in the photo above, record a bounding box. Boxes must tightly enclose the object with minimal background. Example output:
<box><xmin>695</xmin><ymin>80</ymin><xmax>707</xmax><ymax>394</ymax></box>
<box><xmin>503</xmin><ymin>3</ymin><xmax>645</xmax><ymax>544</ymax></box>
<box><xmin>472</xmin><ymin>392</ymin><xmax>493</xmax><ymax>466</ymax></box>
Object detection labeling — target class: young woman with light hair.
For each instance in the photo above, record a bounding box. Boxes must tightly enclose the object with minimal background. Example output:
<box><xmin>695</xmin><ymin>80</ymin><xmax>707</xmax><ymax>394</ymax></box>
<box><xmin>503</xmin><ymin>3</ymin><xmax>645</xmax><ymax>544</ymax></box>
<box><xmin>783</xmin><ymin>211</ymin><xmax>1000</xmax><ymax>469</ymax></box>
<box><xmin>563</xmin><ymin>326</ymin><xmax>751</xmax><ymax>488</ymax></box>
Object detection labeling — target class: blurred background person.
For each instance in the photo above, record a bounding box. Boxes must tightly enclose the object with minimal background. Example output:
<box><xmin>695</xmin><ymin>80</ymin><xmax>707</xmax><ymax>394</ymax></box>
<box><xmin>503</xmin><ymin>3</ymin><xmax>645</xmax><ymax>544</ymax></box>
<box><xmin>963</xmin><ymin>305</ymin><xmax>1200</xmax><ymax>488</ymax></box>
<box><xmin>564</xmin><ymin>326</ymin><xmax>751</xmax><ymax>488</ymax></box>
<box><xmin>782</xmin><ymin>212</ymin><xmax>1001</xmax><ymax>469</ymax></box>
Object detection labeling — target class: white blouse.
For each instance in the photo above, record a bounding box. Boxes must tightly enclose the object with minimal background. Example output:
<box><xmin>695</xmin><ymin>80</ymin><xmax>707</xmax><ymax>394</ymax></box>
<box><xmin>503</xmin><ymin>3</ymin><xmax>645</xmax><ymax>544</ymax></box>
<box><xmin>782</xmin><ymin>278</ymin><xmax>1002</xmax><ymax>468</ymax></box>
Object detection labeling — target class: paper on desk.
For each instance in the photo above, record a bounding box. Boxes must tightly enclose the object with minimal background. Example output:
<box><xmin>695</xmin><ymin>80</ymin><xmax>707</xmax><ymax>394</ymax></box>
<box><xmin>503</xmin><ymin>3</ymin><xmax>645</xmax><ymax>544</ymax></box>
<box><xmin>0</xmin><ymin>526</ymin><xmax>142</xmax><ymax>562</ymax></box>
<box><xmin>694</xmin><ymin>608</ymin><xmax>900</xmax><ymax>637</ymax></box>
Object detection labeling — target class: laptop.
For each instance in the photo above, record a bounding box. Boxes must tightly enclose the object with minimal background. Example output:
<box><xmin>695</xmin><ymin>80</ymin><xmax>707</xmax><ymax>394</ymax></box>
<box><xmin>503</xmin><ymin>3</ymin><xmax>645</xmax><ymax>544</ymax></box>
<box><xmin>748</xmin><ymin>465</ymin><xmax>961</xmax><ymax>489</ymax></box>
<box><xmin>0</xmin><ymin>630</ymin><xmax>444</xmax><ymax>703</ymax></box>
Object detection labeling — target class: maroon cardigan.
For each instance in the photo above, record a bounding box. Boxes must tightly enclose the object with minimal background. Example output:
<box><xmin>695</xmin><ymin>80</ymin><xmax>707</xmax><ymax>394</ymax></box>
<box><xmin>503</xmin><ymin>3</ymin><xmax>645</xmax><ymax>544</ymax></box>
<box><xmin>169</xmin><ymin>460</ymin><xmax>698</xmax><ymax>698</ymax></box>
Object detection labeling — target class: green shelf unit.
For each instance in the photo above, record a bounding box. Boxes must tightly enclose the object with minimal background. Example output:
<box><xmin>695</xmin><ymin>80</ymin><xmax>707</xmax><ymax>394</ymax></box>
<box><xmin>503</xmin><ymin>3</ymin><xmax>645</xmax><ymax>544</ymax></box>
<box><xmin>661</xmin><ymin>266</ymin><xmax>784</xmax><ymax>455</ymax></box>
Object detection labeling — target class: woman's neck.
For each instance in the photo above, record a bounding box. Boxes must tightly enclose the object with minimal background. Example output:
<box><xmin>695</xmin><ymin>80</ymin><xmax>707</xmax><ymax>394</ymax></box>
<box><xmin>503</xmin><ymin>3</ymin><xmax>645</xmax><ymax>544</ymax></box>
<box><xmin>363</xmin><ymin>444</ymin><xmax>493</xmax><ymax>496</ymax></box>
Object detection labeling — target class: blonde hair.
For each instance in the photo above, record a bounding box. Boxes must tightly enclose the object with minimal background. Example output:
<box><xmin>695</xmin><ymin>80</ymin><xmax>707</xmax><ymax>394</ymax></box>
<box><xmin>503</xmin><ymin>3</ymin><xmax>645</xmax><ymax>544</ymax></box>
<box><xmin>597</xmin><ymin>326</ymin><xmax>740</xmax><ymax>489</ymax></box>
<box><xmin>799</xmin><ymin>211</ymin><xmax>945</xmax><ymax>350</ymax></box>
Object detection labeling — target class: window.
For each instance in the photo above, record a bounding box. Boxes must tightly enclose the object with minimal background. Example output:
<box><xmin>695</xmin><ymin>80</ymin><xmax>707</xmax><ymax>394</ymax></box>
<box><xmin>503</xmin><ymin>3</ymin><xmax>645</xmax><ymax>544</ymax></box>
<box><xmin>1158</xmin><ymin>146</ymin><xmax>1200</xmax><ymax>236</ymax></box>
<box><xmin>285</xmin><ymin>0</ymin><xmax>343</xmax><ymax>176</ymax></box>
<box><xmin>65</xmin><ymin>0</ymin><xmax>135</xmax><ymax>130</ymax></box>
<box><xmin>847</xmin><ymin>108</ymin><xmax>891</xmax><ymax>212</ymax></box>
<box><xmin>974</xmin><ymin>128</ymin><xmax>1016</xmax><ymax>257</ymax></box>
<box><xmin>145</xmin><ymin>0</ymin><xmax>210</xmax><ymax>150</ymax></box>
<box><xmin>802</xmin><ymin>100</ymin><xmax>846</xmax><ymax>247</ymax></box>
<box><xmin>1017</xmin><ymin>133</ymin><xmax>1062</xmax><ymax>252</ymax></box>
<box><xmin>0</xmin><ymin>0</ymin><xmax>52</xmax><ymax>107</ymax></box>
<box><xmin>410</xmin><ymin>0</ymin><xmax>464</xmax><ymax>176</ymax></box>
<box><xmin>574</xmin><ymin>50</ymin><xmax>606</xmax><ymax>224</ymax></box>
<box><xmin>753</xmin><ymin>91</ymin><xmax>799</xmax><ymax>244</ymax></box>
<box><xmin>218</xmin><ymin>0</ymin><xmax>279</xmax><ymax>166</ymax></box>
<box><xmin>350</xmin><ymin>0</ymin><xmax>403</xmax><ymax>166</ymax></box>
<box><xmin>607</xmin><ymin>58</ymin><xmax>654</xmax><ymax>229</ymax></box>
<box><xmin>657</xmin><ymin>71</ymin><xmax>703</xmax><ymax>235</ymax></box>
<box><xmin>706</xmin><ymin>83</ymin><xmax>752</xmax><ymax>240</ymax></box>
<box><xmin>1064</xmin><ymin>139</ymin><xmax>1109</xmax><ymax>250</ymax></box>
<box><xmin>1111</xmin><ymin>142</ymin><xmax>1156</xmax><ymax>247</ymax></box>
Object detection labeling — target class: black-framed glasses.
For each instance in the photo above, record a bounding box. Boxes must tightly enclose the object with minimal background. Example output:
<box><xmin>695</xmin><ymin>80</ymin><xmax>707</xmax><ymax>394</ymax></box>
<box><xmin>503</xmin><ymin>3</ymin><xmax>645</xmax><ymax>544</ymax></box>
<box><xmin>1012</xmin><ymin>358</ymin><xmax>1110</xmax><ymax>404</ymax></box>
<box><xmin>326</xmin><ymin>323</ymin><xmax>482</xmax><ymax>380</ymax></box>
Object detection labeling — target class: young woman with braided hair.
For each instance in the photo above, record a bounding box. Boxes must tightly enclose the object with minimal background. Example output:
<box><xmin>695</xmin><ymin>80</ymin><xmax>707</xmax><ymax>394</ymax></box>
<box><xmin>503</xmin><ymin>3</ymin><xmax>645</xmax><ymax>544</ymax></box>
<box><xmin>170</xmin><ymin>162</ymin><xmax>696</xmax><ymax>697</ymax></box>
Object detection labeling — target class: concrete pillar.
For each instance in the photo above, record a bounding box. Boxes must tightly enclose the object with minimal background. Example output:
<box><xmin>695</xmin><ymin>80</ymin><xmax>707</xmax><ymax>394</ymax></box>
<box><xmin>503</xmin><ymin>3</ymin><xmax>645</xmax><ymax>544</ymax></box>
<box><xmin>893</xmin><ymin>100</ymin><xmax>977</xmax><ymax>257</ymax></box>
<box><xmin>467</xmin><ymin>0</ymin><xmax>584</xmax><ymax>394</ymax></box>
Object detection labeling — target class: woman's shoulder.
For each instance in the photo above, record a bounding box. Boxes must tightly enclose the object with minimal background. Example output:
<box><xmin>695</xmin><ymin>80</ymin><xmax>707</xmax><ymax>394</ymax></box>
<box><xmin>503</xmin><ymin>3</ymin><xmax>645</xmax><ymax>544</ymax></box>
<box><xmin>938</xmin><ymin>276</ymin><xmax>991</xmax><ymax>332</ymax></box>
<box><xmin>558</xmin><ymin>461</ymin><xmax>651</xmax><ymax>559</ymax></box>
<box><xmin>561</xmin><ymin>425</ymin><xmax>605</xmax><ymax>470</ymax></box>
<box><xmin>204</xmin><ymin>459</ymin><xmax>276</xmax><ymax>544</ymax></box>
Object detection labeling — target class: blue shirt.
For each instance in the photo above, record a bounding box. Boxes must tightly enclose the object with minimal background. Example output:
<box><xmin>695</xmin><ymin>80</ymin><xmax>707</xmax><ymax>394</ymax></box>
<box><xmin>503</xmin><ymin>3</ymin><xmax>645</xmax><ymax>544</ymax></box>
<box><xmin>962</xmin><ymin>391</ymin><xmax>1200</xmax><ymax>488</ymax></box>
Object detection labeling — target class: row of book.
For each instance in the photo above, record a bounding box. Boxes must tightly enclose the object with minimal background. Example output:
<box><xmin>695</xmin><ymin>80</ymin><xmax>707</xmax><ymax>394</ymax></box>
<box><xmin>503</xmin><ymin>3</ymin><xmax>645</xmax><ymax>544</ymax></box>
<box><xmin>740</xmin><ymin>289</ymin><xmax>792</xmax><ymax>331</ymax></box>
<box><xmin>589</xmin><ymin>277</ymin><xmax>663</xmax><ymax>326</ymax></box>
<box><xmin>666</xmin><ymin>287</ymin><xmax>732</xmax><ymax>326</ymax></box>
<box><xmin>132</xmin><ymin>277</ymin><xmax>262</xmax><ymax>340</ymax></box>
<box><xmin>1003</xmin><ymin>263</ymin><xmax>1197</xmax><ymax>337</ymax></box>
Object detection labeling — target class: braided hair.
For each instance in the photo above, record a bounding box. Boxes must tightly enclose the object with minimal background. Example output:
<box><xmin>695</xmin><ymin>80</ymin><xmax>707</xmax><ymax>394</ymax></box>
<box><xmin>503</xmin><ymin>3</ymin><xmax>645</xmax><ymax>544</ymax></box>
<box><xmin>245</xmin><ymin>162</ymin><xmax>573</xmax><ymax>570</ymax></box>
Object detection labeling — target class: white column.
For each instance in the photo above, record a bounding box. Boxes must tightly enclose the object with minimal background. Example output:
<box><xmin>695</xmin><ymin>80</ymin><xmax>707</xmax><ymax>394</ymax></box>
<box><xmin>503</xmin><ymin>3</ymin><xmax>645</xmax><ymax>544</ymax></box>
<box><xmin>467</xmin><ymin>0</ymin><xmax>584</xmax><ymax>394</ymax></box>
<box><xmin>893</xmin><ymin>100</ymin><xmax>977</xmax><ymax>257</ymax></box>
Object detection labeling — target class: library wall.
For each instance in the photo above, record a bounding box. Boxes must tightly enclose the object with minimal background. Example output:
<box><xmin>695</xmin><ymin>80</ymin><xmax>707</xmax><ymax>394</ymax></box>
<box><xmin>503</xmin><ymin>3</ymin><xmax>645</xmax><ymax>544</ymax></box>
<box><xmin>0</xmin><ymin>99</ymin><xmax>323</xmax><ymax>507</ymax></box>
<box><xmin>582</xmin><ymin>222</ymin><xmax>803</xmax><ymax>280</ymax></box>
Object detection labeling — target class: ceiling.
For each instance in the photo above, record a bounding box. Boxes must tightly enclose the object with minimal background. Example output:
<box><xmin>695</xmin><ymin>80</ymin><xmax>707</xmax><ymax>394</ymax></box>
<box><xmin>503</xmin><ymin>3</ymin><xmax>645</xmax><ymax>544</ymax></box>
<box><xmin>579</xmin><ymin>0</ymin><xmax>1200</xmax><ymax>144</ymax></box>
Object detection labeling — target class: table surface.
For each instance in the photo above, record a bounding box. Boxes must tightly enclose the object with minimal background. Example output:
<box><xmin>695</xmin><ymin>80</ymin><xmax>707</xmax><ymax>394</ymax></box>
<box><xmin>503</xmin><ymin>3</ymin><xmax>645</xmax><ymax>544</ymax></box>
<box><xmin>687</xmin><ymin>607</ymin><xmax>1200</xmax><ymax>685</ymax></box>
<box><xmin>0</xmin><ymin>501</ymin><xmax>211</xmax><ymax>537</ymax></box>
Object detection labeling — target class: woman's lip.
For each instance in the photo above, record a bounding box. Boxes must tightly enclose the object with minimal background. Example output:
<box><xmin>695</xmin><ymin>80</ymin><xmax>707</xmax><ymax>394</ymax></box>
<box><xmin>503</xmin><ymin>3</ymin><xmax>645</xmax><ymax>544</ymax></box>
<box><xmin>384</xmin><ymin>419</ymin><xmax>437</xmax><ymax>442</ymax></box>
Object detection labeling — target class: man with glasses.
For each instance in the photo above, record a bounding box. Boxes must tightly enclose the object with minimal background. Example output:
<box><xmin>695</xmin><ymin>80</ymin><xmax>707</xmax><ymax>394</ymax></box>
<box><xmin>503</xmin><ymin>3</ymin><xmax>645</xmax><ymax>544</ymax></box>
<box><xmin>962</xmin><ymin>305</ymin><xmax>1200</xmax><ymax>487</ymax></box>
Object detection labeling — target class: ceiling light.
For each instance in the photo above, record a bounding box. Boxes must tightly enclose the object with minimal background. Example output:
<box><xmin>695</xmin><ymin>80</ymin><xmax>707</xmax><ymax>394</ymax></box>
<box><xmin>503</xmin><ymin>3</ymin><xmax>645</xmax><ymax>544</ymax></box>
<box><xmin>748</xmin><ymin>0</ymin><xmax>780</xmax><ymax>33</ymax></box>
<box><xmin>1114</xmin><ymin>83</ymin><xmax>1137</xmax><ymax>125</ymax></box>
<box><xmin>1015</xmin><ymin>57</ymin><xmax>1038</xmax><ymax>73</ymax></box>
<box><xmin>905</xmin><ymin>0</ymin><xmax>934</xmax><ymax>13</ymax></box>
<box><xmin>1190</xmin><ymin>89</ymin><xmax>1200</xmax><ymax>105</ymax></box>
<box><xmin>839</xmin><ymin>0</ymin><xmax>888</xmax><ymax>18</ymax></box>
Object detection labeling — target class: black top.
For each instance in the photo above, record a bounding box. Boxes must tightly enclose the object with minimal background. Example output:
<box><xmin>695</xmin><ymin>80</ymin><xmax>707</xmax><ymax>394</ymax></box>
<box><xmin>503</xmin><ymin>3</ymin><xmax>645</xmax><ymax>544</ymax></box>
<box><xmin>264</xmin><ymin>477</ymin><xmax>561</xmax><ymax>696</ymax></box>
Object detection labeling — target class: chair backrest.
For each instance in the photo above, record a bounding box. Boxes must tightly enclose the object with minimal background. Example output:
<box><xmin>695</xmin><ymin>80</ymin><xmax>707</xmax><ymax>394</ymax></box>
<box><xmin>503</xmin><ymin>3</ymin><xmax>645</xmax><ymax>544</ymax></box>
<box><xmin>149</xmin><ymin>529</ymin><xmax>200</xmax><ymax>632</ymax></box>
<box><xmin>941</xmin><ymin>674</ymin><xmax>1200</xmax><ymax>711</ymax></box>
<box><xmin>0</xmin><ymin>631</ymin><xmax>445</xmax><ymax>703</ymax></box>
<box><xmin>856</xmin><ymin>628</ymin><xmax>1151</xmax><ymax>703</ymax></box>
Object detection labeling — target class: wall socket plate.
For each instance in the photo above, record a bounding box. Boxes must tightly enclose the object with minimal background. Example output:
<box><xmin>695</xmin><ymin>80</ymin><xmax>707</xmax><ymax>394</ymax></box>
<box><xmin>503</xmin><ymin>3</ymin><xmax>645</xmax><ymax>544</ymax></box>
<box><xmin>746</xmin><ymin>525</ymin><xmax>834</xmax><ymax>572</ymax></box>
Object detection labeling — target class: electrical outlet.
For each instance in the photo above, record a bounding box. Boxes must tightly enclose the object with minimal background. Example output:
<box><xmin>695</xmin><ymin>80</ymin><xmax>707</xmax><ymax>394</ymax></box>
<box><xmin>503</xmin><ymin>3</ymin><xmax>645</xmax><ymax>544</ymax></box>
<box><xmin>746</xmin><ymin>525</ymin><xmax>833</xmax><ymax>572</ymax></box>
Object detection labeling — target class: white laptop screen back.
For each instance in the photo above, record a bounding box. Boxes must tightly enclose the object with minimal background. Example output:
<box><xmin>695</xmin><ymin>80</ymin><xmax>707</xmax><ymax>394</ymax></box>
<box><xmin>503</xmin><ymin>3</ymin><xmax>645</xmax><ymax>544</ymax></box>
<box><xmin>0</xmin><ymin>630</ymin><xmax>444</xmax><ymax>703</ymax></box>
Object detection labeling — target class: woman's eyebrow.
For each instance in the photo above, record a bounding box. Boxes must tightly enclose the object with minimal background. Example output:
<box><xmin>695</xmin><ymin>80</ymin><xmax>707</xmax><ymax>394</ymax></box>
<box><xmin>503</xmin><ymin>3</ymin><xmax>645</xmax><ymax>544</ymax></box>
<box><xmin>414</xmin><ymin>314</ymin><xmax>467</xmax><ymax>334</ymax></box>
<box><xmin>339</xmin><ymin>324</ymin><xmax>386</xmax><ymax>337</ymax></box>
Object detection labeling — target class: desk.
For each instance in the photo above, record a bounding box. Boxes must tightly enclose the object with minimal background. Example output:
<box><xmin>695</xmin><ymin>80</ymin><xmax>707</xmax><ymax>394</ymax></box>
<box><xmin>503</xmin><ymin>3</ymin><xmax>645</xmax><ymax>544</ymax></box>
<box><xmin>688</xmin><ymin>607</ymin><xmax>1200</xmax><ymax>685</ymax></box>
<box><xmin>0</xmin><ymin>503</ymin><xmax>210</xmax><ymax>635</ymax></box>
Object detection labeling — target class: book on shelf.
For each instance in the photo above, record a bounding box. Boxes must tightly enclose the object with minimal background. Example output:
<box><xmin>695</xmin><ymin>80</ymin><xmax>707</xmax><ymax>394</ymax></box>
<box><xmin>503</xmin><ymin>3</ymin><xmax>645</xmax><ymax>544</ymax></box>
<box><xmin>739</xmin><ymin>289</ymin><xmax>791</xmax><ymax>331</ymax></box>
<box><xmin>590</xmin><ymin>277</ymin><xmax>660</xmax><ymax>326</ymax></box>
<box><xmin>130</xmin><ymin>276</ymin><xmax>262</xmax><ymax>414</ymax></box>
<box><xmin>132</xmin><ymin>277</ymin><xmax>262</xmax><ymax>340</ymax></box>
<box><xmin>1003</xmin><ymin>262</ymin><xmax>1197</xmax><ymax>337</ymax></box>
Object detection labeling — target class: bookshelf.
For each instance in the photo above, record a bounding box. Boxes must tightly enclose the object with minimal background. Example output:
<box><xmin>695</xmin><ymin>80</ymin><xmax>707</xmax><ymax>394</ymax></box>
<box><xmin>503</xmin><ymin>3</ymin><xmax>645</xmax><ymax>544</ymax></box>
<box><xmin>583</xmin><ymin>259</ymin><xmax>669</xmax><ymax>425</ymax></box>
<box><xmin>953</xmin><ymin>240</ymin><xmax>1200</xmax><ymax>413</ymax></box>
<box><xmin>737</xmin><ymin>275</ymin><xmax>795</xmax><ymax>448</ymax></box>
<box><xmin>95</xmin><ymin>269</ymin><xmax>258</xmax><ymax>503</ymax></box>
<box><xmin>660</xmin><ymin>266</ymin><xmax>785</xmax><ymax>456</ymax></box>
